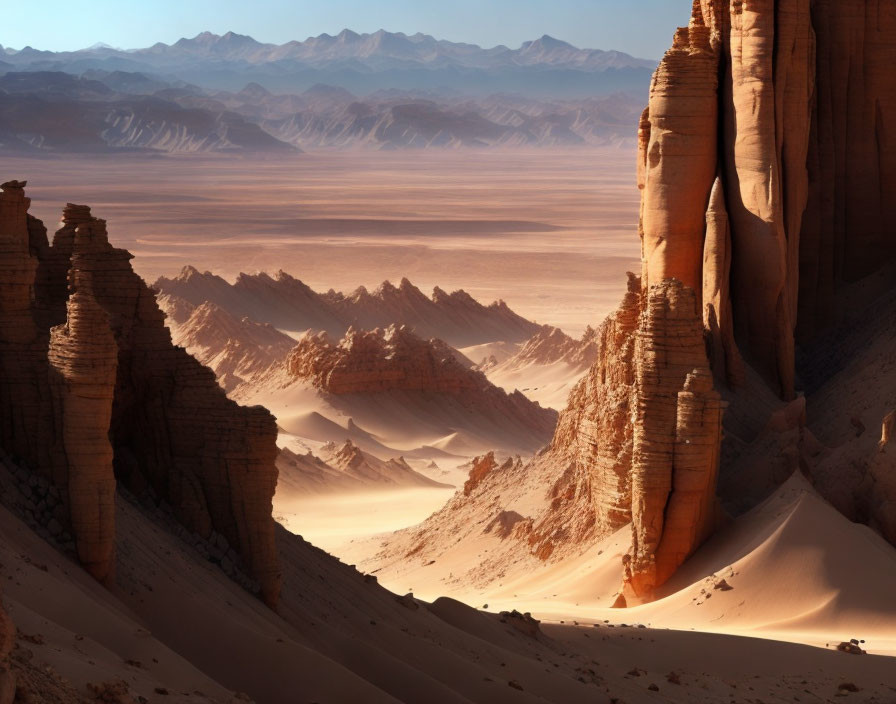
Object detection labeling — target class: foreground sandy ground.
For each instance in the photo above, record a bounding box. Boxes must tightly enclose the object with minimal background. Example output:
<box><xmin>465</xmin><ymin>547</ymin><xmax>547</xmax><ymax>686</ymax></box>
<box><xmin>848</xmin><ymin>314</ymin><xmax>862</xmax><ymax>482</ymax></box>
<box><xmin>5</xmin><ymin>149</ymin><xmax>640</xmax><ymax>335</ymax></box>
<box><xmin>342</xmin><ymin>475</ymin><xmax>896</xmax><ymax>662</ymax></box>
<box><xmin>3</xmin><ymin>481</ymin><xmax>895</xmax><ymax>704</ymax></box>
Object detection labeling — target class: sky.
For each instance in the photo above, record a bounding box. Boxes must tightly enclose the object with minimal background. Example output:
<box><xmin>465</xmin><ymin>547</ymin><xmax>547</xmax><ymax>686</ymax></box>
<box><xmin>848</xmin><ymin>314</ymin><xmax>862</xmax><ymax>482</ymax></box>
<box><xmin>2</xmin><ymin>0</ymin><xmax>685</xmax><ymax>60</ymax></box>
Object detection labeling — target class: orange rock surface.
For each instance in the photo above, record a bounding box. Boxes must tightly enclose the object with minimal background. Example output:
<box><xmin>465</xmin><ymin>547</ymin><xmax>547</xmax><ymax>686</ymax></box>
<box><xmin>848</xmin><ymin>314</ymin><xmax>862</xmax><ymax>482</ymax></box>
<box><xmin>552</xmin><ymin>0</ymin><xmax>895</xmax><ymax>601</ymax></box>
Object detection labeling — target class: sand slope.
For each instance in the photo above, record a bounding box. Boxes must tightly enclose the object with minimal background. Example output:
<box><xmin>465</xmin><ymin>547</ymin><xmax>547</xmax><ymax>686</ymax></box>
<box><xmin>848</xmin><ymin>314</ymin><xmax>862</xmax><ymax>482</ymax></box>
<box><xmin>348</xmin><ymin>474</ymin><xmax>896</xmax><ymax>658</ymax></box>
<box><xmin>5</xmin><ymin>465</ymin><xmax>896</xmax><ymax>703</ymax></box>
<box><xmin>478</xmin><ymin>326</ymin><xmax>598</xmax><ymax>410</ymax></box>
<box><xmin>235</xmin><ymin>364</ymin><xmax>554</xmax><ymax>460</ymax></box>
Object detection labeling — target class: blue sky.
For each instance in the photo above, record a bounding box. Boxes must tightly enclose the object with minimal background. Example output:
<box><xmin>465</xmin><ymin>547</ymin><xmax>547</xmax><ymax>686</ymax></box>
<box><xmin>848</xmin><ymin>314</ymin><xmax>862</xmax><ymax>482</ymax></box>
<box><xmin>2</xmin><ymin>0</ymin><xmax>686</xmax><ymax>59</ymax></box>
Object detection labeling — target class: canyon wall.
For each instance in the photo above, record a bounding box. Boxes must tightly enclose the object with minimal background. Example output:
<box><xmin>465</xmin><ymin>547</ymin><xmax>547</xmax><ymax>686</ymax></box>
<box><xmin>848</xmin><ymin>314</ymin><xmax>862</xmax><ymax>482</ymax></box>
<box><xmin>0</xmin><ymin>182</ymin><xmax>281</xmax><ymax>606</ymax></box>
<box><xmin>554</xmin><ymin>0</ymin><xmax>895</xmax><ymax>601</ymax></box>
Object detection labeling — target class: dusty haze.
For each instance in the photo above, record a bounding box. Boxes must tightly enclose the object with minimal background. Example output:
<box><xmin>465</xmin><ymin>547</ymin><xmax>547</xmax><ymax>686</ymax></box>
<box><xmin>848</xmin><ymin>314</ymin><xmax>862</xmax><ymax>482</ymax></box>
<box><xmin>6</xmin><ymin>148</ymin><xmax>639</xmax><ymax>336</ymax></box>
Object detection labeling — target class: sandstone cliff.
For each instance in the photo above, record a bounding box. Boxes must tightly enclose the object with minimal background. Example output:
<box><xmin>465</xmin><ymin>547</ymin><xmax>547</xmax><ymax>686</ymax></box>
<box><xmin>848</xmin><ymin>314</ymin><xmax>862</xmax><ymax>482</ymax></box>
<box><xmin>0</xmin><ymin>182</ymin><xmax>282</xmax><ymax>607</ymax></box>
<box><xmin>550</xmin><ymin>0</ymin><xmax>896</xmax><ymax>601</ymax></box>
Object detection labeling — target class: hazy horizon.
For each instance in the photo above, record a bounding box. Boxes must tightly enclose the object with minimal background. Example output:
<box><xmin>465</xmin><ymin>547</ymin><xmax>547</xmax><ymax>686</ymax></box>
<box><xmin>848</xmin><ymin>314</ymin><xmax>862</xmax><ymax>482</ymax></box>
<box><xmin>2</xmin><ymin>0</ymin><xmax>684</xmax><ymax>60</ymax></box>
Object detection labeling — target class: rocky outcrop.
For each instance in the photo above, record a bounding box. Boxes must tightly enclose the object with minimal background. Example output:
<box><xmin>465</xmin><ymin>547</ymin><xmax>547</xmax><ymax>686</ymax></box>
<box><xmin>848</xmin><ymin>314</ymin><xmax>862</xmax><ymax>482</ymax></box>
<box><xmin>0</xmin><ymin>182</ymin><xmax>282</xmax><ymax>607</ymax></box>
<box><xmin>551</xmin><ymin>273</ymin><xmax>642</xmax><ymax>535</ymax></box>
<box><xmin>288</xmin><ymin>325</ymin><xmax>479</xmax><ymax>395</ymax></box>
<box><xmin>640</xmin><ymin>0</ymin><xmax>894</xmax><ymax>398</ymax></box>
<box><xmin>548</xmin><ymin>276</ymin><xmax>724</xmax><ymax>603</ymax></box>
<box><xmin>282</xmin><ymin>326</ymin><xmax>557</xmax><ymax>455</ymax></box>
<box><xmin>286</xmin><ymin>324</ymin><xmax>557</xmax><ymax>439</ymax></box>
<box><xmin>624</xmin><ymin>282</ymin><xmax>724</xmax><ymax>601</ymax></box>
<box><xmin>639</xmin><ymin>11</ymin><xmax>718</xmax><ymax>302</ymax></box>
<box><xmin>463</xmin><ymin>452</ymin><xmax>499</xmax><ymax>496</ymax></box>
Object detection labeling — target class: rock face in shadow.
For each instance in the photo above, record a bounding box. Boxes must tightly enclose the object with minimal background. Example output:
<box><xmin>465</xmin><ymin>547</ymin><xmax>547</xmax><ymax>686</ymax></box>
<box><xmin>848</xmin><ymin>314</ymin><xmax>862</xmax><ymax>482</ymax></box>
<box><xmin>548</xmin><ymin>0</ymin><xmax>896</xmax><ymax>600</ymax></box>
<box><xmin>645</xmin><ymin>0</ymin><xmax>895</xmax><ymax>398</ymax></box>
<box><xmin>0</xmin><ymin>596</ymin><xmax>13</xmax><ymax>704</ymax></box>
<box><xmin>0</xmin><ymin>182</ymin><xmax>281</xmax><ymax>607</ymax></box>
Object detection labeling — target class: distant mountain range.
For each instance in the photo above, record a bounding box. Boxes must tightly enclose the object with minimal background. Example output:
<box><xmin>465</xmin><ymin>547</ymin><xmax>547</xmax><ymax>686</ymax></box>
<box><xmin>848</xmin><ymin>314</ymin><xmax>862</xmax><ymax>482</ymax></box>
<box><xmin>0</xmin><ymin>69</ymin><xmax>644</xmax><ymax>153</ymax></box>
<box><xmin>0</xmin><ymin>30</ymin><xmax>654</xmax><ymax>97</ymax></box>
<box><xmin>0</xmin><ymin>30</ymin><xmax>654</xmax><ymax>153</ymax></box>
<box><xmin>0</xmin><ymin>71</ymin><xmax>294</xmax><ymax>153</ymax></box>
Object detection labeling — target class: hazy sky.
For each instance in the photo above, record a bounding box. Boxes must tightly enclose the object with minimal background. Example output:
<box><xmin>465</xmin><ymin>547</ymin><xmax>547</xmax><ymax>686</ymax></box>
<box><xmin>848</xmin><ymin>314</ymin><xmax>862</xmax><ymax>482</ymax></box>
<box><xmin>2</xmin><ymin>0</ymin><xmax>686</xmax><ymax>59</ymax></box>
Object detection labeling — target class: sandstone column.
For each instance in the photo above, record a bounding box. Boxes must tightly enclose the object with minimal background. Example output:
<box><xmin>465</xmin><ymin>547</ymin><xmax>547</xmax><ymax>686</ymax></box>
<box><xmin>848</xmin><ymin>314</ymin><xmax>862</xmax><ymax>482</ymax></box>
<box><xmin>48</xmin><ymin>289</ymin><xmax>118</xmax><ymax>583</ymax></box>
<box><xmin>640</xmin><ymin>7</ymin><xmax>719</xmax><ymax>304</ymax></box>
<box><xmin>624</xmin><ymin>280</ymin><xmax>722</xmax><ymax>603</ymax></box>
<box><xmin>703</xmin><ymin>176</ymin><xmax>744</xmax><ymax>386</ymax></box>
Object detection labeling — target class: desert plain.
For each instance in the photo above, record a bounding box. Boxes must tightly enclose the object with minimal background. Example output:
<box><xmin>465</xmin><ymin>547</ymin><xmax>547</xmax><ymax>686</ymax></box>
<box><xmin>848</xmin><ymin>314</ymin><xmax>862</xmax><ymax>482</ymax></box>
<box><xmin>6</xmin><ymin>147</ymin><xmax>640</xmax><ymax>336</ymax></box>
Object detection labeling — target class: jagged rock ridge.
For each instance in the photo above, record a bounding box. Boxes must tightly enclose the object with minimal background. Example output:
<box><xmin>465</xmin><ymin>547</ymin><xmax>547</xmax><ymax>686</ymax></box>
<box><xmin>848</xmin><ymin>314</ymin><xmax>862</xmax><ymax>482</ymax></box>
<box><xmin>168</xmin><ymin>300</ymin><xmax>297</xmax><ymax>391</ymax></box>
<box><xmin>0</xmin><ymin>181</ymin><xmax>282</xmax><ymax>606</ymax></box>
<box><xmin>155</xmin><ymin>267</ymin><xmax>541</xmax><ymax>347</ymax></box>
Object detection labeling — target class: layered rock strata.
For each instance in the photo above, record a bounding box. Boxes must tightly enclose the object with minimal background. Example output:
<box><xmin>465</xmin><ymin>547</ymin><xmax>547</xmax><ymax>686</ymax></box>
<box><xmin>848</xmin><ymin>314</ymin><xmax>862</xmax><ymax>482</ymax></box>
<box><xmin>0</xmin><ymin>182</ymin><xmax>282</xmax><ymax>607</ymax></box>
<box><xmin>48</xmin><ymin>291</ymin><xmax>118</xmax><ymax>582</ymax></box>
<box><xmin>550</xmin><ymin>278</ymin><xmax>724</xmax><ymax>603</ymax></box>
<box><xmin>554</xmin><ymin>0</ymin><xmax>896</xmax><ymax>600</ymax></box>
<box><xmin>286</xmin><ymin>324</ymin><xmax>557</xmax><ymax>437</ymax></box>
<box><xmin>625</xmin><ymin>283</ymin><xmax>724</xmax><ymax>600</ymax></box>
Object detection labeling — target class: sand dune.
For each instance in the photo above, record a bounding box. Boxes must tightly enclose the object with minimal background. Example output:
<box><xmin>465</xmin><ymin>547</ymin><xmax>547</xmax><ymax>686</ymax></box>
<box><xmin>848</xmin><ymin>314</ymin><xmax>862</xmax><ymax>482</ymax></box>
<box><xmin>4</xmin><ymin>463</ymin><xmax>895</xmax><ymax>704</ymax></box>
<box><xmin>346</xmin><ymin>474</ymin><xmax>896</xmax><ymax>657</ymax></box>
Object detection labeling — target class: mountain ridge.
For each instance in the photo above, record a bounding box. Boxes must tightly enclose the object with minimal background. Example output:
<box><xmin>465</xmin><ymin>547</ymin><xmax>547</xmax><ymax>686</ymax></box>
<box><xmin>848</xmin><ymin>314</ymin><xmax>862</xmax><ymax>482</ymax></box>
<box><xmin>155</xmin><ymin>266</ymin><xmax>542</xmax><ymax>347</ymax></box>
<box><xmin>0</xmin><ymin>30</ymin><xmax>654</xmax><ymax>97</ymax></box>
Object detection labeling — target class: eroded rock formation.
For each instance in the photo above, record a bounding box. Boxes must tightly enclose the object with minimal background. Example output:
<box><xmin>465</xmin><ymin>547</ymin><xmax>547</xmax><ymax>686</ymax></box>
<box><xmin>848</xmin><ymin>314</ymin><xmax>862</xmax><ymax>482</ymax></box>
<box><xmin>48</xmin><ymin>291</ymin><xmax>118</xmax><ymax>583</ymax></box>
<box><xmin>285</xmin><ymin>324</ymin><xmax>557</xmax><ymax>440</ymax></box>
<box><xmin>549</xmin><ymin>277</ymin><xmax>724</xmax><ymax>603</ymax></box>
<box><xmin>624</xmin><ymin>282</ymin><xmax>725</xmax><ymax>601</ymax></box>
<box><xmin>0</xmin><ymin>182</ymin><xmax>282</xmax><ymax>607</ymax></box>
<box><xmin>555</xmin><ymin>0</ymin><xmax>896</xmax><ymax>601</ymax></box>
<box><xmin>165</xmin><ymin>300</ymin><xmax>297</xmax><ymax>391</ymax></box>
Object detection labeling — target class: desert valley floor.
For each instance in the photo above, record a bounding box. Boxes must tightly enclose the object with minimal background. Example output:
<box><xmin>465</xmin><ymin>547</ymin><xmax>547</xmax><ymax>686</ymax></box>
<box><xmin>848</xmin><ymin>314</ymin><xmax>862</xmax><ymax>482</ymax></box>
<box><xmin>6</xmin><ymin>148</ymin><xmax>640</xmax><ymax>336</ymax></box>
